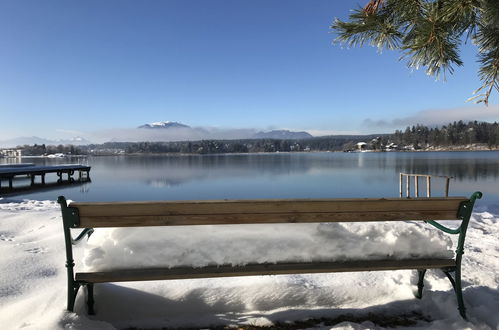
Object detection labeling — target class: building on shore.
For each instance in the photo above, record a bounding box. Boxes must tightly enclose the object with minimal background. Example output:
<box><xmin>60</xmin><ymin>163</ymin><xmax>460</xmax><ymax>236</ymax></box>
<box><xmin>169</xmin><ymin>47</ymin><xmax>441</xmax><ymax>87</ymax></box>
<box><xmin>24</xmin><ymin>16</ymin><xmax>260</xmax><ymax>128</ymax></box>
<box><xmin>0</xmin><ymin>149</ymin><xmax>22</xmax><ymax>158</ymax></box>
<box><xmin>356</xmin><ymin>142</ymin><xmax>367</xmax><ymax>151</ymax></box>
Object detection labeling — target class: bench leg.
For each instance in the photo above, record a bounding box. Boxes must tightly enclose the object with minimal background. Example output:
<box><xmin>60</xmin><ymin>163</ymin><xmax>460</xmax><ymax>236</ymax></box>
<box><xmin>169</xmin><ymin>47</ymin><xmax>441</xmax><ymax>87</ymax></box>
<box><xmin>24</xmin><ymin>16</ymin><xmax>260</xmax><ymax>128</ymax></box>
<box><xmin>67</xmin><ymin>282</ymin><xmax>81</xmax><ymax>312</ymax></box>
<box><xmin>86</xmin><ymin>283</ymin><xmax>95</xmax><ymax>315</ymax></box>
<box><xmin>443</xmin><ymin>267</ymin><xmax>466</xmax><ymax>319</ymax></box>
<box><xmin>65</xmin><ymin>257</ymin><xmax>80</xmax><ymax>312</ymax></box>
<box><xmin>455</xmin><ymin>266</ymin><xmax>466</xmax><ymax>319</ymax></box>
<box><xmin>415</xmin><ymin>269</ymin><xmax>426</xmax><ymax>299</ymax></box>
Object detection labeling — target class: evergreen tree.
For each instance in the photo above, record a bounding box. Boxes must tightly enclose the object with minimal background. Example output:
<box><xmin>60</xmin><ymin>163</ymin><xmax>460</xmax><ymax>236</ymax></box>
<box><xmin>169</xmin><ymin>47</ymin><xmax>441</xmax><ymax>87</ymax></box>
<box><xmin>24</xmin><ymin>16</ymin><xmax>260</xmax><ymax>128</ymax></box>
<box><xmin>332</xmin><ymin>0</ymin><xmax>499</xmax><ymax>105</ymax></box>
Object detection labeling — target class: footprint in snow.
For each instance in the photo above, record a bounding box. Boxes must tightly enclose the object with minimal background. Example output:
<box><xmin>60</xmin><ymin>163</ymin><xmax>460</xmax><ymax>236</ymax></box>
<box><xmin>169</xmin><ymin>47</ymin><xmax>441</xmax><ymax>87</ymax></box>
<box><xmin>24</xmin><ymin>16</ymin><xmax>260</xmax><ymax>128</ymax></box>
<box><xmin>0</xmin><ymin>233</ymin><xmax>15</xmax><ymax>242</ymax></box>
<box><xmin>24</xmin><ymin>247</ymin><xmax>47</xmax><ymax>254</ymax></box>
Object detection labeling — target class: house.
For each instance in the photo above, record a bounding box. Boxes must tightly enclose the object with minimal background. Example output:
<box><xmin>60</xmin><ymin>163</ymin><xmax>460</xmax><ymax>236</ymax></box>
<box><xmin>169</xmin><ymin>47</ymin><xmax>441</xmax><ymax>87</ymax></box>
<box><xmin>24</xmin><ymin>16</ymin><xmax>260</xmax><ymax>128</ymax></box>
<box><xmin>385</xmin><ymin>143</ymin><xmax>398</xmax><ymax>151</ymax></box>
<box><xmin>356</xmin><ymin>142</ymin><xmax>367</xmax><ymax>151</ymax></box>
<box><xmin>0</xmin><ymin>149</ymin><xmax>22</xmax><ymax>158</ymax></box>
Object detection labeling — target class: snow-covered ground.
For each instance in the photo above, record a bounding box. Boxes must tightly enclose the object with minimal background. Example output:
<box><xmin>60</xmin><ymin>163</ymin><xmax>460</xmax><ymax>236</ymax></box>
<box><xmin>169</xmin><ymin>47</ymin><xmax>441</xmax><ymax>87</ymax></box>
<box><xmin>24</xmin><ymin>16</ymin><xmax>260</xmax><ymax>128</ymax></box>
<box><xmin>0</xmin><ymin>198</ymin><xmax>498</xmax><ymax>329</ymax></box>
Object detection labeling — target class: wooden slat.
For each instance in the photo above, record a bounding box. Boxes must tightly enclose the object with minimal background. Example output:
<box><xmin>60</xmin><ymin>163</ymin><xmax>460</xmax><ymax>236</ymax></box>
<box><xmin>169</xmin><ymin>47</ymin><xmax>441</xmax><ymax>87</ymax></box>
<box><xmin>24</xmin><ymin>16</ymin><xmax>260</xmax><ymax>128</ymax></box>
<box><xmin>70</xmin><ymin>197</ymin><xmax>466</xmax><ymax>227</ymax></box>
<box><xmin>78</xmin><ymin>210</ymin><xmax>461</xmax><ymax>228</ymax></box>
<box><xmin>71</xmin><ymin>197</ymin><xmax>466</xmax><ymax>216</ymax></box>
<box><xmin>75</xmin><ymin>259</ymin><xmax>456</xmax><ymax>283</ymax></box>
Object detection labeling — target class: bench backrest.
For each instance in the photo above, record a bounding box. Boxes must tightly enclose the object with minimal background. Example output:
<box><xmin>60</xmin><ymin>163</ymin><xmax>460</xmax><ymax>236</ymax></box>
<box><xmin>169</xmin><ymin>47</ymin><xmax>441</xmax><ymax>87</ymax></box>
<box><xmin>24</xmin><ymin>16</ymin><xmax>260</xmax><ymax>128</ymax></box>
<box><xmin>67</xmin><ymin>197</ymin><xmax>467</xmax><ymax>228</ymax></box>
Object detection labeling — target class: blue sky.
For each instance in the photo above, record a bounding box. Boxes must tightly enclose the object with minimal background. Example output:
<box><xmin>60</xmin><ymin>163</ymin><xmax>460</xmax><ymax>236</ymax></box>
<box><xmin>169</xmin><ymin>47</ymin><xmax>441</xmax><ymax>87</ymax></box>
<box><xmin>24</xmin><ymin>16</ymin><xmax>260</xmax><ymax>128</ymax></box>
<box><xmin>0</xmin><ymin>0</ymin><xmax>498</xmax><ymax>142</ymax></box>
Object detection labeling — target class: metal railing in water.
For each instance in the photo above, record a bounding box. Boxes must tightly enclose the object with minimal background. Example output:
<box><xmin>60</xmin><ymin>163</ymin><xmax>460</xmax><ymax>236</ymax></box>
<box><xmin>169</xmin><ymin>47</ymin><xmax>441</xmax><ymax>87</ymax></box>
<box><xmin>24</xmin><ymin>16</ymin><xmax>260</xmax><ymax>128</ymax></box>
<box><xmin>399</xmin><ymin>173</ymin><xmax>452</xmax><ymax>198</ymax></box>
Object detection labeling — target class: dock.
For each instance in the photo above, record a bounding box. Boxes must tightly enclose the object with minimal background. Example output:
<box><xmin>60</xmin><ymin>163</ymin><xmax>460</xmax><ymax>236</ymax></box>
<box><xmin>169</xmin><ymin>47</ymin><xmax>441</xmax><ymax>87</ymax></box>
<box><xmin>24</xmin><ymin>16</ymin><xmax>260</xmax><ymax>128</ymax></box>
<box><xmin>0</xmin><ymin>179</ymin><xmax>91</xmax><ymax>197</ymax></box>
<box><xmin>0</xmin><ymin>164</ymin><xmax>91</xmax><ymax>189</ymax></box>
<box><xmin>0</xmin><ymin>163</ymin><xmax>35</xmax><ymax>168</ymax></box>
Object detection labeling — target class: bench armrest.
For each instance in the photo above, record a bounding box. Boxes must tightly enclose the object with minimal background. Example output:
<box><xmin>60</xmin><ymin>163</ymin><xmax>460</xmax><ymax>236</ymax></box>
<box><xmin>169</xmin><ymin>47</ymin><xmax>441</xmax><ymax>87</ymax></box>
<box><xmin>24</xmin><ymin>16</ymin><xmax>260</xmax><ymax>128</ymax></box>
<box><xmin>425</xmin><ymin>220</ymin><xmax>461</xmax><ymax>234</ymax></box>
<box><xmin>72</xmin><ymin>228</ymin><xmax>94</xmax><ymax>245</ymax></box>
<box><xmin>425</xmin><ymin>191</ymin><xmax>482</xmax><ymax>256</ymax></box>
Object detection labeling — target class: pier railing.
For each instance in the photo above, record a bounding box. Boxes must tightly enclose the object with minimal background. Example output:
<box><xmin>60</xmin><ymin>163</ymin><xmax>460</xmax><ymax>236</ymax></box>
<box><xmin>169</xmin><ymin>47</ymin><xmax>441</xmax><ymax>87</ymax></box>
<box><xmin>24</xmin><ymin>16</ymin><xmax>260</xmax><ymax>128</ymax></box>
<box><xmin>399</xmin><ymin>173</ymin><xmax>452</xmax><ymax>198</ymax></box>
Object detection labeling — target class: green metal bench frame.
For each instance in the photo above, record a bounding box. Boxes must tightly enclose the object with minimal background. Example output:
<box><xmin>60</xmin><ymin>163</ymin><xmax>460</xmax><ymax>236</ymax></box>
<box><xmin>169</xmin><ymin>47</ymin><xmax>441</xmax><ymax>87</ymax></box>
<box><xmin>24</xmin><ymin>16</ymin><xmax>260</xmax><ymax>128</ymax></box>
<box><xmin>421</xmin><ymin>191</ymin><xmax>482</xmax><ymax>318</ymax></box>
<box><xmin>58</xmin><ymin>191</ymin><xmax>482</xmax><ymax>319</ymax></box>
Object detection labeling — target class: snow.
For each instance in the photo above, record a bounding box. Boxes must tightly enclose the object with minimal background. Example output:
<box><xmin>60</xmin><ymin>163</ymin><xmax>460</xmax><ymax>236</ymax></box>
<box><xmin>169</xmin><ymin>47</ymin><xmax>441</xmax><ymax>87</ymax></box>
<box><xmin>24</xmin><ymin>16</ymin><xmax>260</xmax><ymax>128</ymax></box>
<box><xmin>83</xmin><ymin>222</ymin><xmax>453</xmax><ymax>271</ymax></box>
<box><xmin>143</xmin><ymin>121</ymin><xmax>189</xmax><ymax>128</ymax></box>
<box><xmin>1</xmin><ymin>198</ymin><xmax>498</xmax><ymax>329</ymax></box>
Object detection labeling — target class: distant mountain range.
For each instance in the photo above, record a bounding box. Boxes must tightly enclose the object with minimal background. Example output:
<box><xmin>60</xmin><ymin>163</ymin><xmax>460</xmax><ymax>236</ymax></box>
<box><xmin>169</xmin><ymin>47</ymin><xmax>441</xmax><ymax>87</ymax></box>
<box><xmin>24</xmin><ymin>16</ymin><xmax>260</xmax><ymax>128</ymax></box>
<box><xmin>1</xmin><ymin>122</ymin><xmax>315</xmax><ymax>148</ymax></box>
<box><xmin>0</xmin><ymin>136</ymin><xmax>91</xmax><ymax>148</ymax></box>
<box><xmin>138</xmin><ymin>121</ymin><xmax>313</xmax><ymax>140</ymax></box>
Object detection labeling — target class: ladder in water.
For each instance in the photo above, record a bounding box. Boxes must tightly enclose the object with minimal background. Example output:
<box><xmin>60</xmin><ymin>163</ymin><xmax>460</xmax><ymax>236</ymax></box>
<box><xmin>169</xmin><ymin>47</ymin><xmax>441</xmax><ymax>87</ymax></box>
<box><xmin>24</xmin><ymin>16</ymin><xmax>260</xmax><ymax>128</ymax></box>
<box><xmin>399</xmin><ymin>173</ymin><xmax>452</xmax><ymax>198</ymax></box>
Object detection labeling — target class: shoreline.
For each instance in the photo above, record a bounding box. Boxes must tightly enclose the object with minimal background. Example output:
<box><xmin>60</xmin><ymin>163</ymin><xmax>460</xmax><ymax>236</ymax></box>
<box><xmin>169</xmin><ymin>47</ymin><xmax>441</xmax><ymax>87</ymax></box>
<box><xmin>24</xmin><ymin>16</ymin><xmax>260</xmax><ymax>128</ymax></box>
<box><xmin>14</xmin><ymin>148</ymin><xmax>499</xmax><ymax>158</ymax></box>
<box><xmin>49</xmin><ymin>149</ymin><xmax>499</xmax><ymax>157</ymax></box>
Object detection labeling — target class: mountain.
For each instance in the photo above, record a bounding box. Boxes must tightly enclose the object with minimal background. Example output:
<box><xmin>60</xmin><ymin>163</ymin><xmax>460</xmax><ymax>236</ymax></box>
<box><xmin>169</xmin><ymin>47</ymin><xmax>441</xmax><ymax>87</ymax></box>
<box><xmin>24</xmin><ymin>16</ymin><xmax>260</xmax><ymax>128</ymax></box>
<box><xmin>138</xmin><ymin>121</ymin><xmax>191</xmax><ymax>129</ymax></box>
<box><xmin>64</xmin><ymin>136</ymin><xmax>91</xmax><ymax>144</ymax></box>
<box><xmin>0</xmin><ymin>136</ymin><xmax>91</xmax><ymax>148</ymax></box>
<box><xmin>137</xmin><ymin>123</ymin><xmax>313</xmax><ymax>140</ymax></box>
<box><xmin>253</xmin><ymin>130</ymin><xmax>313</xmax><ymax>140</ymax></box>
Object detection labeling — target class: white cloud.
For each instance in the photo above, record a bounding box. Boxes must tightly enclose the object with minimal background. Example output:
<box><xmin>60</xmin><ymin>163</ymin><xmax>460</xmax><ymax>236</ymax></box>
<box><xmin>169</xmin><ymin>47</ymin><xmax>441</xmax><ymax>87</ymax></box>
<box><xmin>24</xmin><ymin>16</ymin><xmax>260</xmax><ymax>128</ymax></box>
<box><xmin>363</xmin><ymin>105</ymin><xmax>499</xmax><ymax>129</ymax></box>
<box><xmin>90</xmin><ymin>126</ymin><xmax>259</xmax><ymax>143</ymax></box>
<box><xmin>306</xmin><ymin>129</ymin><xmax>362</xmax><ymax>136</ymax></box>
<box><xmin>55</xmin><ymin>129</ymin><xmax>85</xmax><ymax>136</ymax></box>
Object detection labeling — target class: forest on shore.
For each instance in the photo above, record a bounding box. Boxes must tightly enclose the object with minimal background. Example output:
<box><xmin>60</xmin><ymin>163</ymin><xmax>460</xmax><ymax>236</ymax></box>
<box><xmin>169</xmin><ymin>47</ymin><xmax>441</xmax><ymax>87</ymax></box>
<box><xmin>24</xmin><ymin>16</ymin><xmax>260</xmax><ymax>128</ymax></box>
<box><xmin>16</xmin><ymin>120</ymin><xmax>499</xmax><ymax>155</ymax></box>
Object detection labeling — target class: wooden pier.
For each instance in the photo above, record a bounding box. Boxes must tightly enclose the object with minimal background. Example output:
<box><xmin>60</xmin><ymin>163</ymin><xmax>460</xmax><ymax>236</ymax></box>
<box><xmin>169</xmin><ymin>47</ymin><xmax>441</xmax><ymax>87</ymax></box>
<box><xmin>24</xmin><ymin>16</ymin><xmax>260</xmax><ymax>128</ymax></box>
<box><xmin>0</xmin><ymin>164</ymin><xmax>91</xmax><ymax>190</ymax></box>
<box><xmin>0</xmin><ymin>163</ymin><xmax>35</xmax><ymax>168</ymax></box>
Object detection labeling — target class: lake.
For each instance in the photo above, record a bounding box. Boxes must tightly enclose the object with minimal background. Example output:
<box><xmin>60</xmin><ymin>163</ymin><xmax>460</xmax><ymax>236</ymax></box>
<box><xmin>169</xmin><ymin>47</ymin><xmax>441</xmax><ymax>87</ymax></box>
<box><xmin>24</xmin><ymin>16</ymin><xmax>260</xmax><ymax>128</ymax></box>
<box><xmin>1</xmin><ymin>151</ymin><xmax>498</xmax><ymax>206</ymax></box>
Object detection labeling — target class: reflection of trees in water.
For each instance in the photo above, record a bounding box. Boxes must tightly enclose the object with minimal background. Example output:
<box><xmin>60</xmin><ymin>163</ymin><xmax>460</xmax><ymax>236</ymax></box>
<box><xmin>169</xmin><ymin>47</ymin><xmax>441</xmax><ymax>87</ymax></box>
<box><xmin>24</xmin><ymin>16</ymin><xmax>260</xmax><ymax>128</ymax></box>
<box><xmin>89</xmin><ymin>153</ymin><xmax>499</xmax><ymax>186</ymax></box>
<box><xmin>147</xmin><ymin>178</ymin><xmax>185</xmax><ymax>188</ymax></box>
<box><xmin>94</xmin><ymin>154</ymin><xmax>328</xmax><ymax>180</ymax></box>
<box><xmin>392</xmin><ymin>157</ymin><xmax>499</xmax><ymax>181</ymax></box>
<box><xmin>90</xmin><ymin>154</ymin><xmax>319</xmax><ymax>186</ymax></box>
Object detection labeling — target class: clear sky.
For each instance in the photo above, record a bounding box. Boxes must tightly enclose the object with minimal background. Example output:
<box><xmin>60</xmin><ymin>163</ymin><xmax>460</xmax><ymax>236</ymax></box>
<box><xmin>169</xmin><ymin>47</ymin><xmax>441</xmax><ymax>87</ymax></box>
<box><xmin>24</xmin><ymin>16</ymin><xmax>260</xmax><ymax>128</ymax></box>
<box><xmin>1</xmin><ymin>0</ymin><xmax>498</xmax><ymax>142</ymax></box>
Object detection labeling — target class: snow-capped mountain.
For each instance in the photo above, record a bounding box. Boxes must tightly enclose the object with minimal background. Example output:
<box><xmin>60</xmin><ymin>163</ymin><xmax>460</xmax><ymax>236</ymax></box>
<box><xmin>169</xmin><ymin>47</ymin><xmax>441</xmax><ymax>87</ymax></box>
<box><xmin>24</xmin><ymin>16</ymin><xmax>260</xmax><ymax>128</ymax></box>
<box><xmin>136</xmin><ymin>123</ymin><xmax>313</xmax><ymax>140</ymax></box>
<box><xmin>138</xmin><ymin>121</ymin><xmax>191</xmax><ymax>129</ymax></box>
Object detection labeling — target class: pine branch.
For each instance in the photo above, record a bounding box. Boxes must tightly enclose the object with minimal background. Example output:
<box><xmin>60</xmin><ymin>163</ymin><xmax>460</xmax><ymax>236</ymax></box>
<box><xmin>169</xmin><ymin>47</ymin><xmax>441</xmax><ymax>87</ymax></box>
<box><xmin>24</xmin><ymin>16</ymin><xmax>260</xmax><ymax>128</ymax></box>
<box><xmin>469</xmin><ymin>0</ymin><xmax>499</xmax><ymax>105</ymax></box>
<box><xmin>401</xmin><ymin>2</ymin><xmax>463</xmax><ymax>78</ymax></box>
<box><xmin>332</xmin><ymin>8</ymin><xmax>402</xmax><ymax>51</ymax></box>
<box><xmin>331</xmin><ymin>0</ymin><xmax>499</xmax><ymax>105</ymax></box>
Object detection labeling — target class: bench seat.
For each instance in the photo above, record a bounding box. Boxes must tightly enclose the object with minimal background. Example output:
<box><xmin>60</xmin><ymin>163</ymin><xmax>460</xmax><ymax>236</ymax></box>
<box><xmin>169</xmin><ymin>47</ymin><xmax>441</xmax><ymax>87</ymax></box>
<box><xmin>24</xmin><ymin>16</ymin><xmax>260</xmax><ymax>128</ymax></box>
<box><xmin>75</xmin><ymin>258</ymin><xmax>456</xmax><ymax>283</ymax></box>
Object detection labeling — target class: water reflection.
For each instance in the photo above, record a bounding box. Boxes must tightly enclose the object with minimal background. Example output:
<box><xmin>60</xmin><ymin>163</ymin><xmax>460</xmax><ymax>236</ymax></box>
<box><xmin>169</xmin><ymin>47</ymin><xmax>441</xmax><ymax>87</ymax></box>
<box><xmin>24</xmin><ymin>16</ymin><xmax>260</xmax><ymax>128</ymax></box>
<box><xmin>393</xmin><ymin>157</ymin><xmax>499</xmax><ymax>181</ymax></box>
<box><xmin>0</xmin><ymin>180</ymin><xmax>91</xmax><ymax>197</ymax></box>
<box><xmin>1</xmin><ymin>152</ymin><xmax>499</xmax><ymax>205</ymax></box>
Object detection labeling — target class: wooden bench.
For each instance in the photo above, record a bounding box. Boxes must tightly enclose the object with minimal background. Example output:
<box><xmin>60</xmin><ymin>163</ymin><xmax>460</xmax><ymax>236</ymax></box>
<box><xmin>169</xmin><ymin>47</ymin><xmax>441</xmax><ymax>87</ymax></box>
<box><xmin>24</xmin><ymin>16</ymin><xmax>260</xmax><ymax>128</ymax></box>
<box><xmin>58</xmin><ymin>192</ymin><xmax>482</xmax><ymax>319</ymax></box>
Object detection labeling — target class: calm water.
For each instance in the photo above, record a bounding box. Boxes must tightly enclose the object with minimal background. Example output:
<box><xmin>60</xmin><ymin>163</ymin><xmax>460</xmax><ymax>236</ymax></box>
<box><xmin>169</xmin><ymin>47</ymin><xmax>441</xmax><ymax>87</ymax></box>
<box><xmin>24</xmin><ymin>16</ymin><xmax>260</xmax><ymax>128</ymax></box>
<box><xmin>1</xmin><ymin>151</ymin><xmax>499</xmax><ymax>206</ymax></box>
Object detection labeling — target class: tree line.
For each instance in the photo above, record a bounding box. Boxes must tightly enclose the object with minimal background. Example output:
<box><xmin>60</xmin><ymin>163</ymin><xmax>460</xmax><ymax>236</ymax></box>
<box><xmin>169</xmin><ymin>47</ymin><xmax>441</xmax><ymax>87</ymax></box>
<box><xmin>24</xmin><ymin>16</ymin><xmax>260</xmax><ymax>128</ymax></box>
<box><xmin>79</xmin><ymin>135</ymin><xmax>381</xmax><ymax>155</ymax></box>
<box><xmin>15</xmin><ymin>121</ymin><xmax>499</xmax><ymax>156</ymax></box>
<box><xmin>16</xmin><ymin>144</ymin><xmax>83</xmax><ymax>156</ymax></box>
<box><xmin>392</xmin><ymin>120</ymin><xmax>499</xmax><ymax>149</ymax></box>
